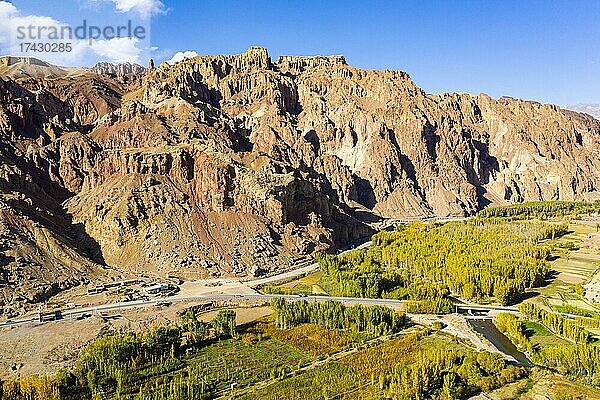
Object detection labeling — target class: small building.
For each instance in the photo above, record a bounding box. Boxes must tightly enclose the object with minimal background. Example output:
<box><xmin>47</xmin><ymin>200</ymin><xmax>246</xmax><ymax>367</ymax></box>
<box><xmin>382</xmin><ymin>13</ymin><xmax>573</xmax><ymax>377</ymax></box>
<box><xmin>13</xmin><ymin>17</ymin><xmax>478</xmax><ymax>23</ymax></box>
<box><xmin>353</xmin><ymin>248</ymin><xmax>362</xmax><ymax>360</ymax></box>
<box><xmin>87</xmin><ymin>284</ymin><xmax>106</xmax><ymax>295</ymax></box>
<box><xmin>144</xmin><ymin>283</ymin><xmax>172</xmax><ymax>295</ymax></box>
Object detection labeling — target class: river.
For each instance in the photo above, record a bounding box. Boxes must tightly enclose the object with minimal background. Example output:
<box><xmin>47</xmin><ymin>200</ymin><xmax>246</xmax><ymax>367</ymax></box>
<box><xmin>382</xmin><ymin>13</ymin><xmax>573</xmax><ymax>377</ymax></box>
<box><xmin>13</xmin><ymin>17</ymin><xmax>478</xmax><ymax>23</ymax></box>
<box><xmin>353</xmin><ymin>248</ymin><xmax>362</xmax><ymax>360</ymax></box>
<box><xmin>467</xmin><ymin>319</ymin><xmax>533</xmax><ymax>367</ymax></box>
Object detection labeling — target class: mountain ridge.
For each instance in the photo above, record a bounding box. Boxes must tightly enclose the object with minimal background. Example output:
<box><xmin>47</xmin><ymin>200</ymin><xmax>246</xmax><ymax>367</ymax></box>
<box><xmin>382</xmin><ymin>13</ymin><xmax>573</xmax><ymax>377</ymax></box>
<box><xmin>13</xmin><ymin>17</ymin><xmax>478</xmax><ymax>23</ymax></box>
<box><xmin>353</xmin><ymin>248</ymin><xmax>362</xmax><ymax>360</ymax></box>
<box><xmin>567</xmin><ymin>103</ymin><xmax>600</xmax><ymax>120</ymax></box>
<box><xmin>0</xmin><ymin>55</ymin><xmax>146</xmax><ymax>80</ymax></box>
<box><xmin>0</xmin><ymin>46</ymin><xmax>599</xmax><ymax>315</ymax></box>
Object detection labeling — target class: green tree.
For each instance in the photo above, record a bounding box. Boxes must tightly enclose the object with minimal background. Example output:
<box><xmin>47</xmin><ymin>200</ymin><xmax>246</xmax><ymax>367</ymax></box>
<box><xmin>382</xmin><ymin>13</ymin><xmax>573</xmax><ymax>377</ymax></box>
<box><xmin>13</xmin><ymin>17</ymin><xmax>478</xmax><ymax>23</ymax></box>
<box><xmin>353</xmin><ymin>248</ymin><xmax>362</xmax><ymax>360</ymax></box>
<box><xmin>212</xmin><ymin>309</ymin><xmax>237</xmax><ymax>338</ymax></box>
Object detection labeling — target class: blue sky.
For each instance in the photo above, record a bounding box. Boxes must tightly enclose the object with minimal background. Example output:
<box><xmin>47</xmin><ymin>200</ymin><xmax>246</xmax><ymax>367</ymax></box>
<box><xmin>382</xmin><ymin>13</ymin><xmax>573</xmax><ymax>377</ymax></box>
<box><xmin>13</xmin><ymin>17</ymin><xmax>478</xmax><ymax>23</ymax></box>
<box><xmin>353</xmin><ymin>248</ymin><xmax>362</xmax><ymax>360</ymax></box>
<box><xmin>1</xmin><ymin>0</ymin><xmax>599</xmax><ymax>105</ymax></box>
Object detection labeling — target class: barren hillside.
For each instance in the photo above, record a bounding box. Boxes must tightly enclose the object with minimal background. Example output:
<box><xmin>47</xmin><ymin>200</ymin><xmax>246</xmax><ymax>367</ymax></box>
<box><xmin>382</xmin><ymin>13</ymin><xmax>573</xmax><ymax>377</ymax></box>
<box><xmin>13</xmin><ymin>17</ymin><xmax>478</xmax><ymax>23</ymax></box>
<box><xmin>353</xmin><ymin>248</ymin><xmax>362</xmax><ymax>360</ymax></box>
<box><xmin>0</xmin><ymin>48</ymin><xmax>599</xmax><ymax>314</ymax></box>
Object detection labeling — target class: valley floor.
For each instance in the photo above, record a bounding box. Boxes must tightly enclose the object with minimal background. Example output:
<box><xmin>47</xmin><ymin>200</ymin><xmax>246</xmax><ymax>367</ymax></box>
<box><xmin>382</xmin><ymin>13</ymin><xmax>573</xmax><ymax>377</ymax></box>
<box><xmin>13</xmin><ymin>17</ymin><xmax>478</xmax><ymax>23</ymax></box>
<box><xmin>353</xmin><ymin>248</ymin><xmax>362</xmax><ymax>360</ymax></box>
<box><xmin>3</xmin><ymin>213</ymin><xmax>600</xmax><ymax>399</ymax></box>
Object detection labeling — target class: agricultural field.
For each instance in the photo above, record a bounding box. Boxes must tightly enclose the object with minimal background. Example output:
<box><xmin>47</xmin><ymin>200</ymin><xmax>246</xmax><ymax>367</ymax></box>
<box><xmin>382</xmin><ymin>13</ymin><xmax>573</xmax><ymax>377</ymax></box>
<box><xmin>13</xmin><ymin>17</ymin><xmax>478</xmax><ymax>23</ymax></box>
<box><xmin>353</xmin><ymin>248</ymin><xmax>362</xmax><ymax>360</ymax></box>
<box><xmin>528</xmin><ymin>219</ymin><xmax>600</xmax><ymax>317</ymax></box>
<box><xmin>521</xmin><ymin>321</ymin><xmax>570</xmax><ymax>349</ymax></box>
<box><xmin>246</xmin><ymin>321</ymin><xmax>355</xmax><ymax>356</ymax></box>
<box><xmin>267</xmin><ymin>271</ymin><xmax>327</xmax><ymax>295</ymax></box>
<box><xmin>548</xmin><ymin>221</ymin><xmax>600</xmax><ymax>283</ymax></box>
<box><xmin>235</xmin><ymin>331</ymin><xmax>517</xmax><ymax>400</ymax></box>
<box><xmin>0</xmin><ymin>300</ymin><xmax>415</xmax><ymax>400</ymax></box>
<box><xmin>483</xmin><ymin>371</ymin><xmax>600</xmax><ymax>400</ymax></box>
<box><xmin>127</xmin><ymin>314</ymin><xmax>386</xmax><ymax>399</ymax></box>
<box><xmin>180</xmin><ymin>329</ymin><xmax>313</xmax><ymax>393</ymax></box>
<box><xmin>1</xmin><ymin>302</ymin><xmax>533</xmax><ymax>400</ymax></box>
<box><xmin>234</xmin><ymin>361</ymin><xmax>380</xmax><ymax>400</ymax></box>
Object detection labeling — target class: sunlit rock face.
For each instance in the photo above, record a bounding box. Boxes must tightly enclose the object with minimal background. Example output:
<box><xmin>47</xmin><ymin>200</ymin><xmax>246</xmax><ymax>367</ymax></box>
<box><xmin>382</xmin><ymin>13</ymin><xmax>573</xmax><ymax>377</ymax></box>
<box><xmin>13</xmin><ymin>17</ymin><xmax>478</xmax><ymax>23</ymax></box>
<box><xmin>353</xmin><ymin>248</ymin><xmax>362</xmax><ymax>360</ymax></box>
<box><xmin>0</xmin><ymin>47</ymin><xmax>599</xmax><ymax>311</ymax></box>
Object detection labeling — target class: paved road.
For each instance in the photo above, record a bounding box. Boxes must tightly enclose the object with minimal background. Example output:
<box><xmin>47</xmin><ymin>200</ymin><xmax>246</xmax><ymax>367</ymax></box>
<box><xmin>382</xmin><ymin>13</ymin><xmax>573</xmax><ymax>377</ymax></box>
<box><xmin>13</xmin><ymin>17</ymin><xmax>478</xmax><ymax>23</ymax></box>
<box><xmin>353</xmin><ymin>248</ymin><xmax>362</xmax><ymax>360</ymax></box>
<box><xmin>0</xmin><ymin>216</ymin><xmax>484</xmax><ymax>329</ymax></box>
<box><xmin>0</xmin><ymin>291</ymin><xmax>523</xmax><ymax>329</ymax></box>
<box><xmin>0</xmin><ymin>293</ymin><xmax>406</xmax><ymax>328</ymax></box>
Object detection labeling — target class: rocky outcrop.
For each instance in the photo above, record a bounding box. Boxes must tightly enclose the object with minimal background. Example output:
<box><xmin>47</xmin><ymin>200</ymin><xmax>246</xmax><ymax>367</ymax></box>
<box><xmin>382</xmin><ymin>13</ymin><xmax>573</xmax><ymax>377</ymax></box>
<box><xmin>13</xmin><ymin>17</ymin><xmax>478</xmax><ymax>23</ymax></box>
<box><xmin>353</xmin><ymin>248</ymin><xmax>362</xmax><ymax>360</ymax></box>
<box><xmin>92</xmin><ymin>62</ymin><xmax>147</xmax><ymax>79</ymax></box>
<box><xmin>0</xmin><ymin>56</ymin><xmax>77</xmax><ymax>79</ymax></box>
<box><xmin>66</xmin><ymin>98</ymin><xmax>368</xmax><ymax>275</ymax></box>
<box><xmin>0</xmin><ymin>56</ymin><xmax>52</xmax><ymax>68</ymax></box>
<box><xmin>0</xmin><ymin>46</ymin><xmax>599</xmax><ymax>311</ymax></box>
<box><xmin>0</xmin><ymin>72</ymin><xmax>122</xmax><ymax>314</ymax></box>
<box><xmin>277</xmin><ymin>55</ymin><xmax>347</xmax><ymax>74</ymax></box>
<box><xmin>137</xmin><ymin>47</ymin><xmax>599</xmax><ymax>217</ymax></box>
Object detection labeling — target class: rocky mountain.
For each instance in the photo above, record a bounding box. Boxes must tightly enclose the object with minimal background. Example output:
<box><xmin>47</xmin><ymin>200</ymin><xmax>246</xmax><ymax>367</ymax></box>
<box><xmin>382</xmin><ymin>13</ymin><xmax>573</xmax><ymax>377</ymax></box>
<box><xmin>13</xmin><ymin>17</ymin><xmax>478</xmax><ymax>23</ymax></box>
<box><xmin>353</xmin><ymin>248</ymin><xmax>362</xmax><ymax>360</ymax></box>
<box><xmin>0</xmin><ymin>56</ymin><xmax>146</xmax><ymax>81</ymax></box>
<box><xmin>0</xmin><ymin>56</ymin><xmax>83</xmax><ymax>79</ymax></box>
<box><xmin>91</xmin><ymin>62</ymin><xmax>147</xmax><ymax>79</ymax></box>
<box><xmin>0</xmin><ymin>46</ymin><xmax>599</xmax><ymax>314</ymax></box>
<box><xmin>567</xmin><ymin>104</ymin><xmax>600</xmax><ymax>120</ymax></box>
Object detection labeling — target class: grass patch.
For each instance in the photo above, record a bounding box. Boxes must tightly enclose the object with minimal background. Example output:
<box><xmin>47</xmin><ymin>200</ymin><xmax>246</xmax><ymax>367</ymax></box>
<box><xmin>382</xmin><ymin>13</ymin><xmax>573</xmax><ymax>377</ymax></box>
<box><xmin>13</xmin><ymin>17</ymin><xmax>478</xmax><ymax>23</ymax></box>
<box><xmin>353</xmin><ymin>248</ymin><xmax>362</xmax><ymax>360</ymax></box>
<box><xmin>264</xmin><ymin>272</ymin><xmax>330</xmax><ymax>295</ymax></box>
<box><xmin>340</xmin><ymin>333</ymin><xmax>420</xmax><ymax>376</ymax></box>
<box><xmin>245</xmin><ymin>321</ymin><xmax>354</xmax><ymax>356</ymax></box>
<box><xmin>234</xmin><ymin>362</ymin><xmax>378</xmax><ymax>400</ymax></box>
<box><xmin>523</xmin><ymin>321</ymin><xmax>570</xmax><ymax>348</ymax></box>
<box><xmin>182</xmin><ymin>336</ymin><xmax>312</xmax><ymax>393</ymax></box>
<box><xmin>554</xmin><ymin>304</ymin><xmax>599</xmax><ymax>318</ymax></box>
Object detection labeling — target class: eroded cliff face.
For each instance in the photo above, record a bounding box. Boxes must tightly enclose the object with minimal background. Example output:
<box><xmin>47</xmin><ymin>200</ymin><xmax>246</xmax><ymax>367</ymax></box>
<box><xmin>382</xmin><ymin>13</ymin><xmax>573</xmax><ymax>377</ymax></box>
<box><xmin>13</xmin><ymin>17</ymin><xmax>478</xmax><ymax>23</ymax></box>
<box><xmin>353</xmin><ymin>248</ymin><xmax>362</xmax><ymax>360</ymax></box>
<box><xmin>0</xmin><ymin>47</ymin><xmax>599</xmax><ymax>311</ymax></box>
<box><xmin>132</xmin><ymin>47</ymin><xmax>600</xmax><ymax>218</ymax></box>
<box><xmin>0</xmin><ymin>75</ymin><xmax>114</xmax><ymax>315</ymax></box>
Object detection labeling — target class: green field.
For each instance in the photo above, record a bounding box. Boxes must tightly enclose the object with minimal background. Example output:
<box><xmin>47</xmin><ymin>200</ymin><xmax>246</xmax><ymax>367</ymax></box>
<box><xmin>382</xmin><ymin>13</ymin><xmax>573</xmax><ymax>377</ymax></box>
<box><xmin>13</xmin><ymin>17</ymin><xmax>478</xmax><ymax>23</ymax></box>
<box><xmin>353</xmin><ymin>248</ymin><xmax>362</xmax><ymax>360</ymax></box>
<box><xmin>266</xmin><ymin>271</ymin><xmax>327</xmax><ymax>295</ymax></box>
<box><xmin>235</xmin><ymin>362</ymin><xmax>379</xmax><ymax>400</ymax></box>
<box><xmin>547</xmin><ymin>222</ymin><xmax>600</xmax><ymax>283</ymax></box>
<box><xmin>127</xmin><ymin>317</ymin><xmax>377</xmax><ymax>398</ymax></box>
<box><xmin>235</xmin><ymin>330</ymin><xmax>526</xmax><ymax>400</ymax></box>
<box><xmin>180</xmin><ymin>334</ymin><xmax>313</xmax><ymax>393</ymax></box>
<box><xmin>522</xmin><ymin>321</ymin><xmax>570</xmax><ymax>348</ymax></box>
<box><xmin>528</xmin><ymin>220</ymin><xmax>600</xmax><ymax>316</ymax></box>
<box><xmin>271</xmin><ymin>271</ymin><xmax>323</xmax><ymax>292</ymax></box>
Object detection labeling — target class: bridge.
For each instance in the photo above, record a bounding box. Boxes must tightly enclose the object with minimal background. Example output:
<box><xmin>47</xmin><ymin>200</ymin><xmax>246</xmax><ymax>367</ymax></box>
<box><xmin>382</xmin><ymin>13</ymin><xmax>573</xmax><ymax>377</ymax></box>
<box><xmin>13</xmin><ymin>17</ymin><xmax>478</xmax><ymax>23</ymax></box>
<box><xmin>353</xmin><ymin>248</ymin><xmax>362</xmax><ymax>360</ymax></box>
<box><xmin>454</xmin><ymin>304</ymin><xmax>519</xmax><ymax>313</ymax></box>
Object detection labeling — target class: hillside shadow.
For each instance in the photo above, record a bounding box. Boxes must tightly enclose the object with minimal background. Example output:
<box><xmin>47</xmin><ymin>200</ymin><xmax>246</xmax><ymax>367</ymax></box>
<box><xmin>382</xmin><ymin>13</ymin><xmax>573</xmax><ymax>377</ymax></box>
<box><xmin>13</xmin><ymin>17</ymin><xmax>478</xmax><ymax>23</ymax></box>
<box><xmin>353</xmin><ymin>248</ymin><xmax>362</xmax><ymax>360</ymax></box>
<box><xmin>66</xmin><ymin>220</ymin><xmax>107</xmax><ymax>266</ymax></box>
<box><xmin>353</xmin><ymin>209</ymin><xmax>383</xmax><ymax>224</ymax></box>
<box><xmin>472</xmin><ymin>139</ymin><xmax>500</xmax><ymax>185</ymax></box>
<box><xmin>184</xmin><ymin>82</ymin><xmax>223</xmax><ymax>108</ymax></box>
<box><xmin>0</xmin><ymin>251</ymin><xmax>14</xmax><ymax>282</ymax></box>
<box><xmin>355</xmin><ymin>177</ymin><xmax>376</xmax><ymax>209</ymax></box>
<box><xmin>303</xmin><ymin>130</ymin><xmax>320</xmax><ymax>152</ymax></box>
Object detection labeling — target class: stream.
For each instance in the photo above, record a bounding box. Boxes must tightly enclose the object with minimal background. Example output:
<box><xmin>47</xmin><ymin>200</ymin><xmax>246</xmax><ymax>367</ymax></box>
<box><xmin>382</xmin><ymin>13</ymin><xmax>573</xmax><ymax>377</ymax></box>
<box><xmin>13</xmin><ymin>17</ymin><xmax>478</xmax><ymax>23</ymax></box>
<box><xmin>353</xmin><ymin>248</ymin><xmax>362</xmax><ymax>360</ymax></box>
<box><xmin>467</xmin><ymin>319</ymin><xmax>533</xmax><ymax>367</ymax></box>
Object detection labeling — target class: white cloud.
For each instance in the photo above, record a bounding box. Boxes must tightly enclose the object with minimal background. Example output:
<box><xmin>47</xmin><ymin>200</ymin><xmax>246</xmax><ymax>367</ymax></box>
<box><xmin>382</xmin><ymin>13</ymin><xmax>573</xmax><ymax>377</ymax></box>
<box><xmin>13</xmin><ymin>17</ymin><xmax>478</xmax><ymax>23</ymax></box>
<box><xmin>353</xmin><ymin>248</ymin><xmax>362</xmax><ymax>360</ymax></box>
<box><xmin>0</xmin><ymin>1</ymin><xmax>85</xmax><ymax>64</ymax></box>
<box><xmin>91</xmin><ymin>37</ymin><xmax>142</xmax><ymax>63</ymax></box>
<box><xmin>105</xmin><ymin>0</ymin><xmax>166</xmax><ymax>18</ymax></box>
<box><xmin>0</xmin><ymin>1</ymin><xmax>17</xmax><ymax>19</ymax></box>
<box><xmin>0</xmin><ymin>1</ymin><xmax>149</xmax><ymax>66</ymax></box>
<box><xmin>0</xmin><ymin>1</ymin><xmax>18</xmax><ymax>44</ymax></box>
<box><xmin>0</xmin><ymin>2</ymin><xmax>69</xmax><ymax>46</ymax></box>
<box><xmin>167</xmin><ymin>50</ymin><xmax>199</xmax><ymax>65</ymax></box>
